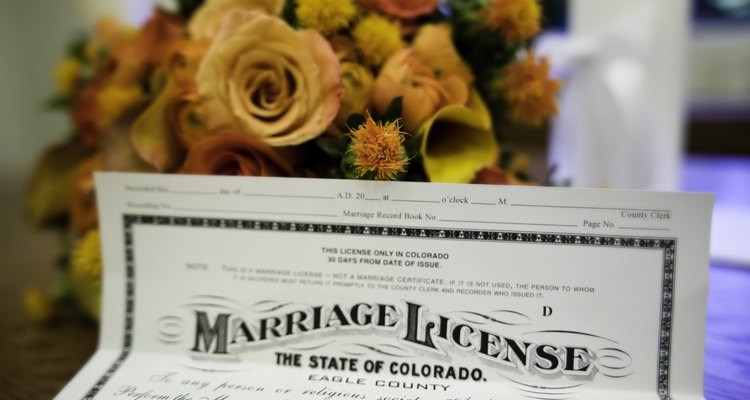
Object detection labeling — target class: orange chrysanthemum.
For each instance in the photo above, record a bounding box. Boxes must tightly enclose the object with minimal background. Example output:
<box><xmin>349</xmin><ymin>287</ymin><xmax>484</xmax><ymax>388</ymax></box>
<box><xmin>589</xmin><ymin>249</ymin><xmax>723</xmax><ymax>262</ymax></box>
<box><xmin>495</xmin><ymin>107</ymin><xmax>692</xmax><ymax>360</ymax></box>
<box><xmin>484</xmin><ymin>0</ymin><xmax>541</xmax><ymax>42</ymax></box>
<box><xmin>497</xmin><ymin>52</ymin><xmax>561</xmax><ymax>126</ymax></box>
<box><xmin>349</xmin><ymin>114</ymin><xmax>408</xmax><ymax>180</ymax></box>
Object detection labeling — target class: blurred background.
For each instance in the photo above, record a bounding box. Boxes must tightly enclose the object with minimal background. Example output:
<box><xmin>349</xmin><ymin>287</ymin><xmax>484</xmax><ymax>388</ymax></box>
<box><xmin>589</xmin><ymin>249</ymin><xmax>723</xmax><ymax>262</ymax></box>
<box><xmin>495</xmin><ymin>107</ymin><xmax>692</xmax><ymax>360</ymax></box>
<box><xmin>0</xmin><ymin>0</ymin><xmax>748</xmax><ymax>397</ymax></box>
<box><xmin>2</xmin><ymin>0</ymin><xmax>748</xmax><ymax>266</ymax></box>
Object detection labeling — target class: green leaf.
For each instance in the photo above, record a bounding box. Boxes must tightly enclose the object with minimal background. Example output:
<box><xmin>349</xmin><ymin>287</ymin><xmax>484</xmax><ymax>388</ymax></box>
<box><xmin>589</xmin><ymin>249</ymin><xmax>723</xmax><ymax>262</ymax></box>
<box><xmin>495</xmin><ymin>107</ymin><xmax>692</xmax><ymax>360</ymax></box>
<box><xmin>340</xmin><ymin>150</ymin><xmax>359</xmax><ymax>180</ymax></box>
<box><xmin>499</xmin><ymin>150</ymin><xmax>513</xmax><ymax>168</ymax></box>
<box><xmin>377</xmin><ymin>97</ymin><xmax>403</xmax><ymax>124</ymax></box>
<box><xmin>316</xmin><ymin>135</ymin><xmax>350</xmax><ymax>158</ymax></box>
<box><xmin>329</xmin><ymin>168</ymin><xmax>345</xmax><ymax>179</ymax></box>
<box><xmin>45</xmin><ymin>96</ymin><xmax>72</xmax><ymax>111</ymax></box>
<box><xmin>345</xmin><ymin>113</ymin><xmax>367</xmax><ymax>131</ymax></box>
<box><xmin>65</xmin><ymin>36</ymin><xmax>89</xmax><ymax>63</ymax></box>
<box><xmin>282</xmin><ymin>0</ymin><xmax>300</xmax><ymax>28</ymax></box>
<box><xmin>50</xmin><ymin>276</ymin><xmax>73</xmax><ymax>301</ymax></box>
<box><xmin>403</xmin><ymin>135</ymin><xmax>421</xmax><ymax>158</ymax></box>
<box><xmin>177</xmin><ymin>0</ymin><xmax>205</xmax><ymax>19</ymax></box>
<box><xmin>55</xmin><ymin>252</ymin><xmax>70</xmax><ymax>271</ymax></box>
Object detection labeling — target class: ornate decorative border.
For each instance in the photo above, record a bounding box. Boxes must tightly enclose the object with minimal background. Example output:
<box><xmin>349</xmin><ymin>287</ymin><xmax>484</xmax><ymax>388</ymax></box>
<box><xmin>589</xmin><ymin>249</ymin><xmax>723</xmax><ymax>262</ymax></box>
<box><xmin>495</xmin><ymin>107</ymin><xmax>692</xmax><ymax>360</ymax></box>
<box><xmin>82</xmin><ymin>218</ymin><xmax>136</xmax><ymax>400</ymax></box>
<box><xmin>84</xmin><ymin>214</ymin><xmax>676</xmax><ymax>400</ymax></box>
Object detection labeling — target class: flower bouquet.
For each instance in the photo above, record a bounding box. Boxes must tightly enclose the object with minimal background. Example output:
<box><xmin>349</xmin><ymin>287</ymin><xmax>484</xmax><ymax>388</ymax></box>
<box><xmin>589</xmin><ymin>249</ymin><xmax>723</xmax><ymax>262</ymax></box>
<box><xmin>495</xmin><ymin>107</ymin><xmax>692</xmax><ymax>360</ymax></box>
<box><xmin>24</xmin><ymin>0</ymin><xmax>560</xmax><ymax>321</ymax></box>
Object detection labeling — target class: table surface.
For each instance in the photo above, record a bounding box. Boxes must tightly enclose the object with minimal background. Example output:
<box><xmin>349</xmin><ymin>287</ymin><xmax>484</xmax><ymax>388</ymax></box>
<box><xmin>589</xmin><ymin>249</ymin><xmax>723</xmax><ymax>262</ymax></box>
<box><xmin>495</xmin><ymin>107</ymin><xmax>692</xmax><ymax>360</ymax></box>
<box><xmin>703</xmin><ymin>264</ymin><xmax>750</xmax><ymax>399</ymax></box>
<box><xmin>1</xmin><ymin>183</ymin><xmax>749</xmax><ymax>399</ymax></box>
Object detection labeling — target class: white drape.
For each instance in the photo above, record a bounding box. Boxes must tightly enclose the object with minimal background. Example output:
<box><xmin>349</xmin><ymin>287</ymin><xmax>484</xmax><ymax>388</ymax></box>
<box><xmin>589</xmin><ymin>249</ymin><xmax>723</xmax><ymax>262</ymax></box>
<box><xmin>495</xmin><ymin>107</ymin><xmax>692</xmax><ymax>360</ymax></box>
<box><xmin>539</xmin><ymin>0</ymin><xmax>691</xmax><ymax>190</ymax></box>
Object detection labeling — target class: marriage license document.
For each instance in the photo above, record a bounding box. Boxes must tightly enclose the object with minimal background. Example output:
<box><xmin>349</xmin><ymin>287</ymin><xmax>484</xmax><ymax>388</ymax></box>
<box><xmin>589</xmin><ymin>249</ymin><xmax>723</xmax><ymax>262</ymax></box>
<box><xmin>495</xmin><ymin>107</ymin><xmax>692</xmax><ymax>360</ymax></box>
<box><xmin>57</xmin><ymin>173</ymin><xmax>713</xmax><ymax>400</ymax></box>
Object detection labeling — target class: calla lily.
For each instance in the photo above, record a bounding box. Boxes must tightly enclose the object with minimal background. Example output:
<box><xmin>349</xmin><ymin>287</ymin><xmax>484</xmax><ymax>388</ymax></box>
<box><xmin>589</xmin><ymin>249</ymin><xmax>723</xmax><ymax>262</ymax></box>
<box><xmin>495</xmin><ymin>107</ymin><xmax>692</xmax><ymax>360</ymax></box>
<box><xmin>417</xmin><ymin>90</ymin><xmax>499</xmax><ymax>183</ymax></box>
<box><xmin>130</xmin><ymin>79</ymin><xmax>186</xmax><ymax>172</ymax></box>
<box><xmin>101</xmin><ymin>110</ymin><xmax>157</xmax><ymax>173</ymax></box>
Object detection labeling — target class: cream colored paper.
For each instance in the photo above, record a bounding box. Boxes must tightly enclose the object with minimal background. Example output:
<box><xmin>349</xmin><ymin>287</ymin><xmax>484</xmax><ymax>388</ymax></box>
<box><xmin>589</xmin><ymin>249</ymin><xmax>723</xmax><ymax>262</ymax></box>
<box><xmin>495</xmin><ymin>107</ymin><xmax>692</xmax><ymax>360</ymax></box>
<box><xmin>57</xmin><ymin>173</ymin><xmax>712</xmax><ymax>400</ymax></box>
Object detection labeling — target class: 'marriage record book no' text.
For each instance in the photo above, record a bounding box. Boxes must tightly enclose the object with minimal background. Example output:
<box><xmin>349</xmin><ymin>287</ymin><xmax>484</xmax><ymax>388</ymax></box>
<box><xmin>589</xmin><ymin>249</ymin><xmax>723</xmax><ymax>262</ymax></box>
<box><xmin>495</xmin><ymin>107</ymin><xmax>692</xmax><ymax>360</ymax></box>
<box><xmin>57</xmin><ymin>173</ymin><xmax>713</xmax><ymax>400</ymax></box>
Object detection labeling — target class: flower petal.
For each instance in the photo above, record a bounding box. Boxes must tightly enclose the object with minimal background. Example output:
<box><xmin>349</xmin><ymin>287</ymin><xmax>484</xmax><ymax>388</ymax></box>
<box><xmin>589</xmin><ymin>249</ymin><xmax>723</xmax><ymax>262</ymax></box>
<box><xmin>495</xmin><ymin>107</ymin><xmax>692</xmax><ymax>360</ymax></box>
<box><xmin>418</xmin><ymin>90</ymin><xmax>499</xmax><ymax>183</ymax></box>
<box><xmin>131</xmin><ymin>80</ymin><xmax>186</xmax><ymax>172</ymax></box>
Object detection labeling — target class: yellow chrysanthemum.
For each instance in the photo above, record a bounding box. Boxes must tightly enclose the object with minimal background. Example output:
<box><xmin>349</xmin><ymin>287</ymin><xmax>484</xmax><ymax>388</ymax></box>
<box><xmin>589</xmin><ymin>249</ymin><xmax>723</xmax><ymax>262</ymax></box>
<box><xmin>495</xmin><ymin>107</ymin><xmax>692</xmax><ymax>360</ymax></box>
<box><xmin>96</xmin><ymin>84</ymin><xmax>143</xmax><ymax>129</ymax></box>
<box><xmin>55</xmin><ymin>57</ymin><xmax>82</xmax><ymax>97</ymax></box>
<box><xmin>72</xmin><ymin>229</ymin><xmax>102</xmax><ymax>281</ymax></box>
<box><xmin>23</xmin><ymin>288</ymin><xmax>54</xmax><ymax>323</ymax></box>
<box><xmin>484</xmin><ymin>0</ymin><xmax>541</xmax><ymax>42</ymax></box>
<box><xmin>352</xmin><ymin>14</ymin><xmax>403</xmax><ymax>67</ymax></box>
<box><xmin>349</xmin><ymin>113</ymin><xmax>408</xmax><ymax>180</ymax></box>
<box><xmin>71</xmin><ymin>229</ymin><xmax>103</xmax><ymax>320</ymax></box>
<box><xmin>297</xmin><ymin>0</ymin><xmax>358</xmax><ymax>36</ymax></box>
<box><xmin>509</xmin><ymin>153</ymin><xmax>531</xmax><ymax>174</ymax></box>
<box><xmin>497</xmin><ymin>52</ymin><xmax>561</xmax><ymax>126</ymax></box>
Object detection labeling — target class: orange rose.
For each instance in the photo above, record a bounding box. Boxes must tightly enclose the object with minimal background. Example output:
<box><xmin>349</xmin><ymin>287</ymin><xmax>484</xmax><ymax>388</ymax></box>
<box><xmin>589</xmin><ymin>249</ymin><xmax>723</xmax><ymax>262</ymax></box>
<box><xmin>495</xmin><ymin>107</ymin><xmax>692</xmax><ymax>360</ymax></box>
<box><xmin>72</xmin><ymin>85</ymin><xmax>102</xmax><ymax>147</ymax></box>
<box><xmin>166</xmin><ymin>39</ymin><xmax>212</xmax><ymax>148</ymax></box>
<box><xmin>128</xmin><ymin>38</ymin><xmax>212</xmax><ymax>172</ymax></box>
<box><xmin>168</xmin><ymin>39</ymin><xmax>211</xmax><ymax>91</ymax></box>
<box><xmin>70</xmin><ymin>154</ymin><xmax>103</xmax><ymax>234</ymax></box>
<box><xmin>73</xmin><ymin>11</ymin><xmax>184</xmax><ymax>148</ymax></box>
<box><xmin>189</xmin><ymin>0</ymin><xmax>284</xmax><ymax>40</ymax></box>
<box><xmin>85</xmin><ymin>17</ymin><xmax>135</xmax><ymax>66</ymax></box>
<box><xmin>167</xmin><ymin>91</ymin><xmax>210</xmax><ymax>148</ymax></box>
<box><xmin>472</xmin><ymin>166</ymin><xmax>537</xmax><ymax>186</ymax></box>
<box><xmin>110</xmin><ymin>9</ymin><xmax>185</xmax><ymax>87</ymax></box>
<box><xmin>411</xmin><ymin>24</ymin><xmax>473</xmax><ymax>84</ymax></box>
<box><xmin>373</xmin><ymin>25</ymin><xmax>472</xmax><ymax>132</ymax></box>
<box><xmin>197</xmin><ymin>12</ymin><xmax>342</xmax><ymax>146</ymax></box>
<box><xmin>131</xmin><ymin>10</ymin><xmax>185</xmax><ymax>69</ymax></box>
<box><xmin>180</xmin><ymin>132</ymin><xmax>295</xmax><ymax>176</ymax></box>
<box><xmin>472</xmin><ymin>166</ymin><xmax>511</xmax><ymax>185</ymax></box>
<box><xmin>365</xmin><ymin>0</ymin><xmax>439</xmax><ymax>19</ymax></box>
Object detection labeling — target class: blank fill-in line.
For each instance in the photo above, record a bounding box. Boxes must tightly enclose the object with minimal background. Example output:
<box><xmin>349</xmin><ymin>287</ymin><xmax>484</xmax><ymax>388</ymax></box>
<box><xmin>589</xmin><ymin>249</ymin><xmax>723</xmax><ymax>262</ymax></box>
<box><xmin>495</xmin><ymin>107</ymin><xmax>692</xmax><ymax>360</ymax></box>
<box><xmin>471</xmin><ymin>202</ymin><xmax>496</xmax><ymax>206</ymax></box>
<box><xmin>168</xmin><ymin>190</ymin><xmax>217</xmax><ymax>195</ymax></box>
<box><xmin>243</xmin><ymin>193</ymin><xmax>335</xmax><ymax>200</ymax></box>
<box><xmin>440</xmin><ymin>219</ymin><xmax>577</xmax><ymax>228</ymax></box>
<box><xmin>618</xmin><ymin>226</ymin><xmax>671</xmax><ymax>232</ymax></box>
<box><xmin>511</xmin><ymin>203</ymin><xmax>671</xmax><ymax>213</ymax></box>
<box><xmin>391</xmin><ymin>198</ymin><xmax>441</xmax><ymax>204</ymax></box>
<box><xmin>173</xmin><ymin>207</ymin><xmax>338</xmax><ymax>218</ymax></box>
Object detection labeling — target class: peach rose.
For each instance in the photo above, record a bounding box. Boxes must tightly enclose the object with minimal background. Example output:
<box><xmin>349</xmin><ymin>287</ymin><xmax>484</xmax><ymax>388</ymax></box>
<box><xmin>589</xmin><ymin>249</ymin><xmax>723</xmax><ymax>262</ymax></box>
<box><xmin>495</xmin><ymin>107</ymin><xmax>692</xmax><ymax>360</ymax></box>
<box><xmin>189</xmin><ymin>0</ymin><xmax>284</xmax><ymax>40</ymax></box>
<box><xmin>197</xmin><ymin>12</ymin><xmax>343</xmax><ymax>146</ymax></box>
<box><xmin>180</xmin><ymin>132</ymin><xmax>295</xmax><ymax>176</ymax></box>
<box><xmin>373</xmin><ymin>25</ymin><xmax>472</xmax><ymax>132</ymax></box>
<box><xmin>365</xmin><ymin>0</ymin><xmax>439</xmax><ymax>19</ymax></box>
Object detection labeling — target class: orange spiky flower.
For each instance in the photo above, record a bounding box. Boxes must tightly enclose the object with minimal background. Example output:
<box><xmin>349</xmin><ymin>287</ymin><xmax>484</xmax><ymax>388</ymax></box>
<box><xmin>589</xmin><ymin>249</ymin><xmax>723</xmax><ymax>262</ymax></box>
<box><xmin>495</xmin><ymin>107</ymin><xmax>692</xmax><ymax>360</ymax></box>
<box><xmin>497</xmin><ymin>52</ymin><xmax>561</xmax><ymax>126</ymax></box>
<box><xmin>484</xmin><ymin>0</ymin><xmax>542</xmax><ymax>43</ymax></box>
<box><xmin>349</xmin><ymin>113</ymin><xmax>409</xmax><ymax>180</ymax></box>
